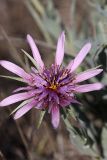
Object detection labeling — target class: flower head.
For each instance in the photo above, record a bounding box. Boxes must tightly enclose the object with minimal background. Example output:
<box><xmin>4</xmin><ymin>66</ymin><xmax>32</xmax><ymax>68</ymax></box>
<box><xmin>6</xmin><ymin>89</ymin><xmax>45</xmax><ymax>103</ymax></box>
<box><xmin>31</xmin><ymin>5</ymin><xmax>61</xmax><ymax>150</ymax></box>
<box><xmin>0</xmin><ymin>32</ymin><xmax>103</xmax><ymax>128</ymax></box>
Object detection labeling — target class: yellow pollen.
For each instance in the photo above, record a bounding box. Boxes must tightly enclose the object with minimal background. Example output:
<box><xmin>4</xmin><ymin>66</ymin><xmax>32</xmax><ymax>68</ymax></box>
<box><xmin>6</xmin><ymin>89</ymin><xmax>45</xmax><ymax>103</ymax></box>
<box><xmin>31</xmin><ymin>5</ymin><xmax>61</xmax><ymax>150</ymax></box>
<box><xmin>49</xmin><ymin>84</ymin><xmax>57</xmax><ymax>90</ymax></box>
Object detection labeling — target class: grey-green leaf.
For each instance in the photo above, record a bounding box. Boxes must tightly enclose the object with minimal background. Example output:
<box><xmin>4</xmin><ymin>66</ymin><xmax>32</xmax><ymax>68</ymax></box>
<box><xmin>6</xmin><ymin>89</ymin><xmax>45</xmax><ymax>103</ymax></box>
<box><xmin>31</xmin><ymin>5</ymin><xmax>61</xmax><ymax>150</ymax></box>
<box><xmin>0</xmin><ymin>75</ymin><xmax>25</xmax><ymax>83</ymax></box>
<box><xmin>21</xmin><ymin>49</ymin><xmax>38</xmax><ymax>69</ymax></box>
<box><xmin>37</xmin><ymin>110</ymin><xmax>46</xmax><ymax>129</ymax></box>
<box><xmin>10</xmin><ymin>99</ymin><xmax>31</xmax><ymax>115</ymax></box>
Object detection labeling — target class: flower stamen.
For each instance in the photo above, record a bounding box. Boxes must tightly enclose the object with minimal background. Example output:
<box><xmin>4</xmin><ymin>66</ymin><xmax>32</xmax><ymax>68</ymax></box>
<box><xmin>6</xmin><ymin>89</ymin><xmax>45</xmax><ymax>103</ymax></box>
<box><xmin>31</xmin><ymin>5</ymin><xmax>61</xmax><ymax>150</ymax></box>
<box><xmin>48</xmin><ymin>84</ymin><xmax>58</xmax><ymax>90</ymax></box>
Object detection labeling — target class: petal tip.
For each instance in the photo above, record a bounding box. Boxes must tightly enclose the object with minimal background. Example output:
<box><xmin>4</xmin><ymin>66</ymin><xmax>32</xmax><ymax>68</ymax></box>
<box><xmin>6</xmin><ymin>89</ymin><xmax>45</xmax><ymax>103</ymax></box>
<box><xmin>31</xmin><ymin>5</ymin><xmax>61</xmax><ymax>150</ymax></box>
<box><xmin>0</xmin><ymin>100</ymin><xmax>7</xmax><ymax>107</ymax></box>
<box><xmin>27</xmin><ymin>34</ymin><xmax>32</xmax><ymax>41</ymax></box>
<box><xmin>55</xmin><ymin>31</ymin><xmax>65</xmax><ymax>66</ymax></box>
<box><xmin>85</xmin><ymin>42</ymin><xmax>92</xmax><ymax>51</ymax></box>
<box><xmin>61</xmin><ymin>31</ymin><xmax>65</xmax><ymax>37</ymax></box>
<box><xmin>0</xmin><ymin>60</ymin><xmax>4</xmax><ymax>66</ymax></box>
<box><xmin>95</xmin><ymin>83</ymin><xmax>104</xmax><ymax>90</ymax></box>
<box><xmin>14</xmin><ymin>113</ymin><xmax>20</xmax><ymax>120</ymax></box>
<box><xmin>52</xmin><ymin>120</ymin><xmax>59</xmax><ymax>129</ymax></box>
<box><xmin>14</xmin><ymin>115</ymin><xmax>17</xmax><ymax>120</ymax></box>
<box><xmin>51</xmin><ymin>106</ymin><xmax>60</xmax><ymax>129</ymax></box>
<box><xmin>98</xmin><ymin>69</ymin><xmax>103</xmax><ymax>73</ymax></box>
<box><xmin>0</xmin><ymin>102</ymin><xmax>4</xmax><ymax>107</ymax></box>
<box><xmin>98</xmin><ymin>83</ymin><xmax>104</xmax><ymax>89</ymax></box>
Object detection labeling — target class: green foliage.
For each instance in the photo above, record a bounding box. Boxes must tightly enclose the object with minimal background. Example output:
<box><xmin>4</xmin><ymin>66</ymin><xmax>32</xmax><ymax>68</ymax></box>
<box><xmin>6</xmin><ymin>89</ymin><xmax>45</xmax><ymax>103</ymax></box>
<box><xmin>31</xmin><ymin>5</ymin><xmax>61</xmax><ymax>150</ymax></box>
<box><xmin>37</xmin><ymin>110</ymin><xmax>46</xmax><ymax>129</ymax></box>
<box><xmin>0</xmin><ymin>75</ymin><xmax>25</xmax><ymax>83</ymax></box>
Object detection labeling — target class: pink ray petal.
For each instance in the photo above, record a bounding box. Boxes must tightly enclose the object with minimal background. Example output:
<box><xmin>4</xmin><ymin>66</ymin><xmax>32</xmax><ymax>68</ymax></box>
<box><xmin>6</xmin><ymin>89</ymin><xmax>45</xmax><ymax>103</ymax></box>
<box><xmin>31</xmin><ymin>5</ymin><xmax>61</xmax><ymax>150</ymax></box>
<box><xmin>0</xmin><ymin>92</ymin><xmax>34</xmax><ymax>107</ymax></box>
<box><xmin>66</xmin><ymin>60</ymin><xmax>74</xmax><ymax>70</ymax></box>
<box><xmin>51</xmin><ymin>105</ymin><xmax>60</xmax><ymax>128</ymax></box>
<box><xmin>39</xmin><ymin>91</ymin><xmax>48</xmax><ymax>101</ymax></box>
<box><xmin>67</xmin><ymin>43</ymin><xmax>91</xmax><ymax>72</ymax></box>
<box><xmin>55</xmin><ymin>31</ymin><xmax>65</xmax><ymax>66</ymax></box>
<box><xmin>27</xmin><ymin>34</ymin><xmax>44</xmax><ymax>70</ymax></box>
<box><xmin>0</xmin><ymin>60</ymin><xmax>30</xmax><ymax>80</ymax></box>
<box><xmin>35</xmin><ymin>100</ymin><xmax>44</xmax><ymax>109</ymax></box>
<box><xmin>75</xmin><ymin>83</ymin><xmax>104</xmax><ymax>93</ymax></box>
<box><xmin>14</xmin><ymin>101</ymin><xmax>35</xmax><ymax>119</ymax></box>
<box><xmin>49</xmin><ymin>92</ymin><xmax>60</xmax><ymax>104</ymax></box>
<box><xmin>48</xmin><ymin>101</ymin><xmax>53</xmax><ymax>113</ymax></box>
<box><xmin>75</xmin><ymin>69</ymin><xmax>103</xmax><ymax>83</ymax></box>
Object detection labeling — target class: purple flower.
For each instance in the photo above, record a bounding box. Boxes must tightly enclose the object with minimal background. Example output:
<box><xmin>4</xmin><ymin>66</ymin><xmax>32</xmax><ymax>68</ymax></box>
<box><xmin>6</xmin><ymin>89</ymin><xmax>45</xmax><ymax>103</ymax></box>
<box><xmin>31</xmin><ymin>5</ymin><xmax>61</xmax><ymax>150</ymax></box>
<box><xmin>0</xmin><ymin>32</ymin><xmax>103</xmax><ymax>128</ymax></box>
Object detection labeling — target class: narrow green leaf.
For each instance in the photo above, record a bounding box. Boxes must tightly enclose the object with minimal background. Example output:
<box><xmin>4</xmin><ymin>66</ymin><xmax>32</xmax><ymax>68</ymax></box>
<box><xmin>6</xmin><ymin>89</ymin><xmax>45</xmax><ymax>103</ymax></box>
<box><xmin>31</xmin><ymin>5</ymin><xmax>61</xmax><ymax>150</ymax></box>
<box><xmin>69</xmin><ymin>106</ymin><xmax>77</xmax><ymax>120</ymax></box>
<box><xmin>62</xmin><ymin>114</ymin><xmax>78</xmax><ymax>135</ymax></box>
<box><xmin>25</xmin><ymin>0</ymin><xmax>53</xmax><ymax>43</ymax></box>
<box><xmin>21</xmin><ymin>49</ymin><xmax>38</xmax><ymax>68</ymax></box>
<box><xmin>30</xmin><ymin>0</ymin><xmax>45</xmax><ymax>16</ymax></box>
<box><xmin>37</xmin><ymin>110</ymin><xmax>46</xmax><ymax>129</ymax></box>
<box><xmin>0</xmin><ymin>75</ymin><xmax>25</xmax><ymax>83</ymax></box>
<box><xmin>10</xmin><ymin>99</ymin><xmax>31</xmax><ymax>115</ymax></box>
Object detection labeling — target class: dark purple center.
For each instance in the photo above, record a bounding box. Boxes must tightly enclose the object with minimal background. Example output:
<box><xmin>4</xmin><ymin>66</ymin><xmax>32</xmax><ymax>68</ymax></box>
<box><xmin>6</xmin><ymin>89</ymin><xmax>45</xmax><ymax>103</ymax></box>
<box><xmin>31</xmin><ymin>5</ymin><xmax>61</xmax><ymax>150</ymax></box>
<box><xmin>28</xmin><ymin>65</ymin><xmax>77</xmax><ymax>110</ymax></box>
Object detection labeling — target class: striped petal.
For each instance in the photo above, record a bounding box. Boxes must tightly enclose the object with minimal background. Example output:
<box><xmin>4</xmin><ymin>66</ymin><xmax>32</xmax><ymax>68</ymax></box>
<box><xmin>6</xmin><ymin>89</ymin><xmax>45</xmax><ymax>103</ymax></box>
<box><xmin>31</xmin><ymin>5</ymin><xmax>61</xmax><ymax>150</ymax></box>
<box><xmin>75</xmin><ymin>69</ymin><xmax>103</xmax><ymax>83</ymax></box>
<box><xmin>51</xmin><ymin>105</ymin><xmax>60</xmax><ymax>128</ymax></box>
<box><xmin>0</xmin><ymin>60</ymin><xmax>30</xmax><ymax>80</ymax></box>
<box><xmin>14</xmin><ymin>101</ymin><xmax>35</xmax><ymax>119</ymax></box>
<box><xmin>75</xmin><ymin>83</ymin><xmax>103</xmax><ymax>93</ymax></box>
<box><xmin>0</xmin><ymin>92</ymin><xmax>34</xmax><ymax>107</ymax></box>
<box><xmin>67</xmin><ymin>43</ymin><xmax>91</xmax><ymax>72</ymax></box>
<box><xmin>66</xmin><ymin>60</ymin><xmax>74</xmax><ymax>70</ymax></box>
<box><xmin>55</xmin><ymin>31</ymin><xmax>65</xmax><ymax>66</ymax></box>
<box><xmin>27</xmin><ymin>34</ymin><xmax>44</xmax><ymax>70</ymax></box>
<box><xmin>35</xmin><ymin>100</ymin><xmax>44</xmax><ymax>109</ymax></box>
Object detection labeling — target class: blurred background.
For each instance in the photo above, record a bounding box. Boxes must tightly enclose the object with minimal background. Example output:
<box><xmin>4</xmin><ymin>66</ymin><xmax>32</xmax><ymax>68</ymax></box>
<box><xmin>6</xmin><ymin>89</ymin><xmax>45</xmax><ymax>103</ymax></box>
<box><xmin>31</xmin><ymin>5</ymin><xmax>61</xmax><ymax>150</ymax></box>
<box><xmin>0</xmin><ymin>0</ymin><xmax>107</xmax><ymax>160</ymax></box>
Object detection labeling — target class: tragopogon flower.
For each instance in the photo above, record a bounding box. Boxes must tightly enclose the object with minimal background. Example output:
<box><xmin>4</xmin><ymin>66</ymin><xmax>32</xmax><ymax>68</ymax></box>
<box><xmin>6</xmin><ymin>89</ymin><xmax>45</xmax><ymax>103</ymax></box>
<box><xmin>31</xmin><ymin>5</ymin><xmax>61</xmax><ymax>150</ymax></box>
<box><xmin>0</xmin><ymin>32</ymin><xmax>103</xmax><ymax>128</ymax></box>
